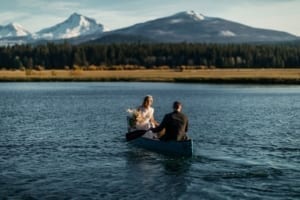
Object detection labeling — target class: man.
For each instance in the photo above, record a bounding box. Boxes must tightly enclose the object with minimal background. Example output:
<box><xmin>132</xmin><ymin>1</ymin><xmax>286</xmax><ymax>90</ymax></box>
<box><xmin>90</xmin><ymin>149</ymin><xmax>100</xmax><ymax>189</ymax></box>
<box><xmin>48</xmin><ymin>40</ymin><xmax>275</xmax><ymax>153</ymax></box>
<box><xmin>151</xmin><ymin>101</ymin><xmax>188</xmax><ymax>141</ymax></box>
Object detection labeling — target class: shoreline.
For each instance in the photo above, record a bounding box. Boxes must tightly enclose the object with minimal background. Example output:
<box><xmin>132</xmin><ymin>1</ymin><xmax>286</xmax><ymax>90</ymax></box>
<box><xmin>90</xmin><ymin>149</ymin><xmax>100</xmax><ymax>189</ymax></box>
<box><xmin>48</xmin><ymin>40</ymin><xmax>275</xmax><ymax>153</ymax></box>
<box><xmin>1</xmin><ymin>69</ymin><xmax>300</xmax><ymax>84</ymax></box>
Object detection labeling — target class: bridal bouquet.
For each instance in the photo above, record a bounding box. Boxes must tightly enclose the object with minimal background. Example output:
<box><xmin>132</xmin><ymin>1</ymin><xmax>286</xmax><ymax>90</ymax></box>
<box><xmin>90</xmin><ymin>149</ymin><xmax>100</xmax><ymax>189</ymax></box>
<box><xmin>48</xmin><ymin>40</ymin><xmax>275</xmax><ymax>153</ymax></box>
<box><xmin>127</xmin><ymin>108</ymin><xmax>143</xmax><ymax>127</ymax></box>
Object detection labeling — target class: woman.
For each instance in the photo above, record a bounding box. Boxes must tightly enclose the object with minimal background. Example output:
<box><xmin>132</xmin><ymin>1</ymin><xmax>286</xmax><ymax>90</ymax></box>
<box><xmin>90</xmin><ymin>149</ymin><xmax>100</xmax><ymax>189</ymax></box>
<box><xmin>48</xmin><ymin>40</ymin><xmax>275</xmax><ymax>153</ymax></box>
<box><xmin>135</xmin><ymin>95</ymin><xmax>159</xmax><ymax>130</ymax></box>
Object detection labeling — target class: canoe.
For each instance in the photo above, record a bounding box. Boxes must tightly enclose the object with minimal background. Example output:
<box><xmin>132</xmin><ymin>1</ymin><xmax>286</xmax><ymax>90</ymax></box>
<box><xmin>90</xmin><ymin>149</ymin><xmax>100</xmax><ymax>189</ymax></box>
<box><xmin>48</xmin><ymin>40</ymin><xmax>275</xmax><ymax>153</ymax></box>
<box><xmin>128</xmin><ymin>135</ymin><xmax>193</xmax><ymax>157</ymax></box>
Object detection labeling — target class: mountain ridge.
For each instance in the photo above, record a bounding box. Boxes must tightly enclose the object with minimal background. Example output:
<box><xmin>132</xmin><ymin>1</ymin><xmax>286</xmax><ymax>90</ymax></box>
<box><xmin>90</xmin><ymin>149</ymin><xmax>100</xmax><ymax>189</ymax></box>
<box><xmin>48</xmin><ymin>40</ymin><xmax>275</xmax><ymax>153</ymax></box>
<box><xmin>105</xmin><ymin>11</ymin><xmax>297</xmax><ymax>43</ymax></box>
<box><xmin>34</xmin><ymin>12</ymin><xmax>104</xmax><ymax>40</ymax></box>
<box><xmin>0</xmin><ymin>11</ymin><xmax>299</xmax><ymax>45</ymax></box>
<box><xmin>0</xmin><ymin>23</ymin><xmax>31</xmax><ymax>38</ymax></box>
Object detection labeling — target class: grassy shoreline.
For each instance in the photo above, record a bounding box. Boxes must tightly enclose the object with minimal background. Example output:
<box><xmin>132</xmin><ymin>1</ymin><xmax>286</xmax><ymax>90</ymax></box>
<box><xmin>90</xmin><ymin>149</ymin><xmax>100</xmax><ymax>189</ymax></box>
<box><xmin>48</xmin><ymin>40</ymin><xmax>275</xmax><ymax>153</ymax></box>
<box><xmin>1</xmin><ymin>69</ymin><xmax>300</xmax><ymax>84</ymax></box>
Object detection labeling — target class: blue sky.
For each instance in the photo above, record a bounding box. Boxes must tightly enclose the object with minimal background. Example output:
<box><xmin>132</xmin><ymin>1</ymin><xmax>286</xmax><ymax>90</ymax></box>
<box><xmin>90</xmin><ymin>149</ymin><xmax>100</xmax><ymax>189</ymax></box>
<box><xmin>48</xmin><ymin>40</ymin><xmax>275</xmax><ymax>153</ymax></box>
<box><xmin>1</xmin><ymin>0</ymin><xmax>300</xmax><ymax>36</ymax></box>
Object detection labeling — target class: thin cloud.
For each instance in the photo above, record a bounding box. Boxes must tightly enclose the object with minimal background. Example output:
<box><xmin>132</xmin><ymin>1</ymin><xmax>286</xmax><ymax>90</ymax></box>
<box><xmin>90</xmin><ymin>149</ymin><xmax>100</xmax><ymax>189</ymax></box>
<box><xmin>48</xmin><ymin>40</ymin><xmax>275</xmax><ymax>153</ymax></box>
<box><xmin>14</xmin><ymin>0</ymin><xmax>81</xmax><ymax>13</ymax></box>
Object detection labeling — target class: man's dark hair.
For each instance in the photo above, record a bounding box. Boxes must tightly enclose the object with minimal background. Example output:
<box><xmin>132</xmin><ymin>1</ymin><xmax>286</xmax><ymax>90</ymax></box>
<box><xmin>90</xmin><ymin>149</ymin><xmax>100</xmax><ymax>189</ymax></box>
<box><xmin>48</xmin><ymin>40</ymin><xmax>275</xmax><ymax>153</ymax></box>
<box><xmin>173</xmin><ymin>101</ymin><xmax>182</xmax><ymax>109</ymax></box>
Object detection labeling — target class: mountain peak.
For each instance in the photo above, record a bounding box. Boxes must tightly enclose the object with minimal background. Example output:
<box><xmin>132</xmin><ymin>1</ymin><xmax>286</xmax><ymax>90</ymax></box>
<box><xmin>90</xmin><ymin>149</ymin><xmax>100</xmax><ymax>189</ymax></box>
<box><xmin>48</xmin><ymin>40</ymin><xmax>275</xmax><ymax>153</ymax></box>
<box><xmin>66</xmin><ymin>12</ymin><xmax>97</xmax><ymax>27</ymax></box>
<box><xmin>70</xmin><ymin>12</ymin><xmax>81</xmax><ymax>18</ymax></box>
<box><xmin>7</xmin><ymin>23</ymin><xmax>28</xmax><ymax>30</ymax></box>
<box><xmin>174</xmin><ymin>10</ymin><xmax>205</xmax><ymax>21</ymax></box>
<box><xmin>36</xmin><ymin>13</ymin><xmax>104</xmax><ymax>39</ymax></box>
<box><xmin>8</xmin><ymin>22</ymin><xmax>20</xmax><ymax>28</ymax></box>
<box><xmin>0</xmin><ymin>22</ymin><xmax>31</xmax><ymax>38</ymax></box>
<box><xmin>185</xmin><ymin>10</ymin><xmax>205</xmax><ymax>20</ymax></box>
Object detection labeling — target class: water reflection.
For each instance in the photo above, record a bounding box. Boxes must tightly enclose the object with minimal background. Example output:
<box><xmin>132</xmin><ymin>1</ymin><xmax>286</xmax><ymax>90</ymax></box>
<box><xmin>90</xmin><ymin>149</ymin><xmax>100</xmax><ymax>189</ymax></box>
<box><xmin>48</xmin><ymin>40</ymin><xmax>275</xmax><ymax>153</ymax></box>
<box><xmin>162</xmin><ymin>157</ymin><xmax>192</xmax><ymax>175</ymax></box>
<box><xmin>124</xmin><ymin>148</ymin><xmax>192</xmax><ymax>199</ymax></box>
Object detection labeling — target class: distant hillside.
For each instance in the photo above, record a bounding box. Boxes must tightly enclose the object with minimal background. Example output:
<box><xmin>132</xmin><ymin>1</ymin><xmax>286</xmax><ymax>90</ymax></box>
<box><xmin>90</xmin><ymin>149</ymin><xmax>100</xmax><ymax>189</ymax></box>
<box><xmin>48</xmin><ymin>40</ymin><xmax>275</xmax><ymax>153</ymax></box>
<box><xmin>106</xmin><ymin>11</ymin><xmax>298</xmax><ymax>43</ymax></box>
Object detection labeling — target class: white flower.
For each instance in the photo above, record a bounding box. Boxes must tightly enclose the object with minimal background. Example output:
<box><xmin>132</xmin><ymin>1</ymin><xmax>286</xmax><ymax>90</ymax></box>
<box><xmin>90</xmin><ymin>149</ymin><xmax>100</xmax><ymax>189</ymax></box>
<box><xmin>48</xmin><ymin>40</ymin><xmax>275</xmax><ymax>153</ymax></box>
<box><xmin>126</xmin><ymin>108</ymin><xmax>144</xmax><ymax>127</ymax></box>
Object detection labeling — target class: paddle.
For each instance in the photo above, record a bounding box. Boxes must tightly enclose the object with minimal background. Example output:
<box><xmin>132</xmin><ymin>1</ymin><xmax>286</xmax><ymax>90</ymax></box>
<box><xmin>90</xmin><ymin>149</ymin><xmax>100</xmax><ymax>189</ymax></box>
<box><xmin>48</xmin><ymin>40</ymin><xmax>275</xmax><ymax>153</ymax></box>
<box><xmin>126</xmin><ymin>129</ymin><xmax>148</xmax><ymax>141</ymax></box>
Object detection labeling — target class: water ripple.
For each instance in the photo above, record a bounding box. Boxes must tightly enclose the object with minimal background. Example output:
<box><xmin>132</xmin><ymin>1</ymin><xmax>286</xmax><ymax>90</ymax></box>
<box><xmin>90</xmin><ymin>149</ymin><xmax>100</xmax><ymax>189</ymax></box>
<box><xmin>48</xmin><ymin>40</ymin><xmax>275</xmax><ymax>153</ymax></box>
<box><xmin>1</xmin><ymin>83</ymin><xmax>300</xmax><ymax>199</ymax></box>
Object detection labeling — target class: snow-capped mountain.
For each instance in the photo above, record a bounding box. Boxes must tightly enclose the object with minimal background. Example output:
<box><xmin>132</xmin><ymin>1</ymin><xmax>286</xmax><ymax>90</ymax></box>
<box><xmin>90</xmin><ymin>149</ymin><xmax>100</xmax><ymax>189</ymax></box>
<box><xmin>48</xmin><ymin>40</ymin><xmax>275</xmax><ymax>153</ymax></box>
<box><xmin>35</xmin><ymin>13</ymin><xmax>104</xmax><ymax>40</ymax></box>
<box><xmin>105</xmin><ymin>10</ymin><xmax>298</xmax><ymax>43</ymax></box>
<box><xmin>0</xmin><ymin>23</ymin><xmax>31</xmax><ymax>39</ymax></box>
<box><xmin>0</xmin><ymin>11</ymin><xmax>299</xmax><ymax>46</ymax></box>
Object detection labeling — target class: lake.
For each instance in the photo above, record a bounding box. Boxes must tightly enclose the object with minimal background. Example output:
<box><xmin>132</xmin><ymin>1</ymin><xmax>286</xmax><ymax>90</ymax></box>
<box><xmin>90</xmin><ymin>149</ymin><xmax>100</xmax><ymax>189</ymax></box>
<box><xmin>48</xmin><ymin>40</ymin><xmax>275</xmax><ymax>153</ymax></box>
<box><xmin>0</xmin><ymin>82</ymin><xmax>299</xmax><ymax>200</ymax></box>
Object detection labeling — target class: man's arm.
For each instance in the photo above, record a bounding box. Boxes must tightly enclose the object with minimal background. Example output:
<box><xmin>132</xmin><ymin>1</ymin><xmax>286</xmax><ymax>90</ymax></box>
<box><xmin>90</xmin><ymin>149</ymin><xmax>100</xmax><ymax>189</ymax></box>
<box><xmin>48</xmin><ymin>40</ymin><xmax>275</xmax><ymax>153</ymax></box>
<box><xmin>151</xmin><ymin>115</ymin><xmax>167</xmax><ymax>133</ymax></box>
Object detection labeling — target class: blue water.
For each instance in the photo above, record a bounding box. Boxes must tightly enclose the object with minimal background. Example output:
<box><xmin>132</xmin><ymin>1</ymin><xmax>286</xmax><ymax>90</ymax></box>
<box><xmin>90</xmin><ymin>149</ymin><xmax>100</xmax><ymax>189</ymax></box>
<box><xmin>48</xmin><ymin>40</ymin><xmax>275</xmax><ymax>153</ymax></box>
<box><xmin>0</xmin><ymin>82</ymin><xmax>299</xmax><ymax>200</ymax></box>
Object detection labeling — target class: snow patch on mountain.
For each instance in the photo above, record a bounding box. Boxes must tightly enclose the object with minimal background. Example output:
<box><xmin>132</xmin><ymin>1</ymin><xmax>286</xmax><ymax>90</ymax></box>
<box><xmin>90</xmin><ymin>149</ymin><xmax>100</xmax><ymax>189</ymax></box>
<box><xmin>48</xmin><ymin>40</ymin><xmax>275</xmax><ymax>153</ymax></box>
<box><xmin>186</xmin><ymin>10</ymin><xmax>205</xmax><ymax>21</ymax></box>
<box><xmin>219</xmin><ymin>30</ymin><xmax>236</xmax><ymax>37</ymax></box>
<box><xmin>154</xmin><ymin>30</ymin><xmax>174</xmax><ymax>35</ymax></box>
<box><xmin>169</xmin><ymin>19</ymin><xmax>184</xmax><ymax>24</ymax></box>
<box><xmin>171</xmin><ymin>10</ymin><xmax>205</xmax><ymax>22</ymax></box>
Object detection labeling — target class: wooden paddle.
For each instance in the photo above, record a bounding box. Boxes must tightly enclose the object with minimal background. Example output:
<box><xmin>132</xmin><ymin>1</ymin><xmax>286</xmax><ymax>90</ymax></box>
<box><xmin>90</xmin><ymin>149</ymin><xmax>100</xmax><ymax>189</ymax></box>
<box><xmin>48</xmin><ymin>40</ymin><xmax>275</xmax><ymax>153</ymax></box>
<box><xmin>126</xmin><ymin>129</ymin><xmax>148</xmax><ymax>141</ymax></box>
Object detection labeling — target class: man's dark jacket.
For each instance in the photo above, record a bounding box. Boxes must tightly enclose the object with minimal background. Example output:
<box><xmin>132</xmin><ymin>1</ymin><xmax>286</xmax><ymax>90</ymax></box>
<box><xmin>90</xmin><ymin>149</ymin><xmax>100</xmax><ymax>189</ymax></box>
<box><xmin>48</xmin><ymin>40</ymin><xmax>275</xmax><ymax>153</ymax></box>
<box><xmin>152</xmin><ymin>111</ymin><xmax>188</xmax><ymax>141</ymax></box>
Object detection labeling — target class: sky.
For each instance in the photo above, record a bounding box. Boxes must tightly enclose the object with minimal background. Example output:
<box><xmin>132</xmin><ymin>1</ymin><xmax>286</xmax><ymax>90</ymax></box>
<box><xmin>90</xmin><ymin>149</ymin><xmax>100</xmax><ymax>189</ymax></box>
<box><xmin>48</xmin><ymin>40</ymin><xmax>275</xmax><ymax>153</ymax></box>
<box><xmin>0</xmin><ymin>0</ymin><xmax>300</xmax><ymax>36</ymax></box>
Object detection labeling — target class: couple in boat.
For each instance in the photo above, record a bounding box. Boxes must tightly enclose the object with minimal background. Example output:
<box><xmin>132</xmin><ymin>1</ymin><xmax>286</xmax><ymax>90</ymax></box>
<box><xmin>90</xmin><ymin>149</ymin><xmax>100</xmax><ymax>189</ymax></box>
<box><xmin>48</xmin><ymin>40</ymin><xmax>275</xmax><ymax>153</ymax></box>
<box><xmin>127</xmin><ymin>95</ymin><xmax>189</xmax><ymax>141</ymax></box>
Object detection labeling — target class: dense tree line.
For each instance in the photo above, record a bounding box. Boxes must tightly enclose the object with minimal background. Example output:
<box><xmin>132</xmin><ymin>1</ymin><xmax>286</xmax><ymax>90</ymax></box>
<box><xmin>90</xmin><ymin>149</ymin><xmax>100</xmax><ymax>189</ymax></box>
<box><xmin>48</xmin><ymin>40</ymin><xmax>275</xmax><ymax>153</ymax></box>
<box><xmin>0</xmin><ymin>42</ymin><xmax>300</xmax><ymax>70</ymax></box>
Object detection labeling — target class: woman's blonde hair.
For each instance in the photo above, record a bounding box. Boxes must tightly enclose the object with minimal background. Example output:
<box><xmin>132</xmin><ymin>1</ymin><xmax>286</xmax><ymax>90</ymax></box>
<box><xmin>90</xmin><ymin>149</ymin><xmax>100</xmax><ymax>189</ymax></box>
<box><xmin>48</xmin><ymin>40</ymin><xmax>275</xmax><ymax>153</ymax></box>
<box><xmin>142</xmin><ymin>95</ymin><xmax>153</xmax><ymax>107</ymax></box>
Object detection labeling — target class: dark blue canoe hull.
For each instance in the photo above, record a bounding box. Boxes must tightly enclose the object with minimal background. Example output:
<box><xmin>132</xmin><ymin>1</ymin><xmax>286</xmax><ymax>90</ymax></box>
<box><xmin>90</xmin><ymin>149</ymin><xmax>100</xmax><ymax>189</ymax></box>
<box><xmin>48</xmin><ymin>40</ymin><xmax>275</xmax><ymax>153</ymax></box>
<box><xmin>129</xmin><ymin>137</ymin><xmax>193</xmax><ymax>157</ymax></box>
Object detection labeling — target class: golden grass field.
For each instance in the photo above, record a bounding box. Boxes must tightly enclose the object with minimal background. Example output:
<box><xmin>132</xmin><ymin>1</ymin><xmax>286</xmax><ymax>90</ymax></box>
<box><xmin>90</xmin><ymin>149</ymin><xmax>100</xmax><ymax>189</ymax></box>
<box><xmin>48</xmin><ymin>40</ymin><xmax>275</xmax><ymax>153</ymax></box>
<box><xmin>1</xmin><ymin>68</ymin><xmax>300</xmax><ymax>83</ymax></box>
